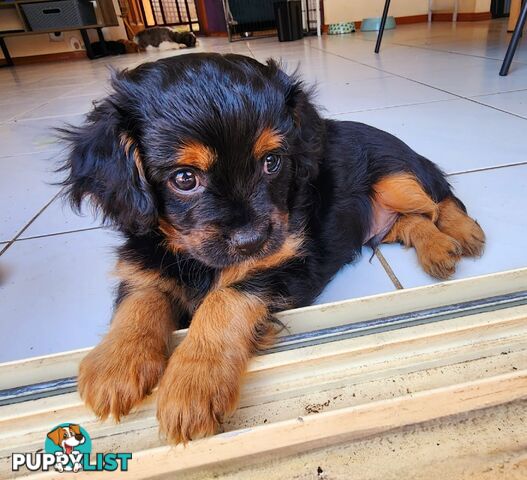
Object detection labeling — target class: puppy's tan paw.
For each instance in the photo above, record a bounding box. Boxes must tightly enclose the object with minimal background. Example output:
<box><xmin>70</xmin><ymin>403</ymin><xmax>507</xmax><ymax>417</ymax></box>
<box><xmin>156</xmin><ymin>351</ymin><xmax>239</xmax><ymax>444</ymax></box>
<box><xmin>441</xmin><ymin>218</ymin><xmax>485</xmax><ymax>258</ymax></box>
<box><xmin>417</xmin><ymin>232</ymin><xmax>462</xmax><ymax>279</ymax></box>
<box><xmin>437</xmin><ymin>198</ymin><xmax>486</xmax><ymax>258</ymax></box>
<box><xmin>79</xmin><ymin>340</ymin><xmax>166</xmax><ymax>421</ymax></box>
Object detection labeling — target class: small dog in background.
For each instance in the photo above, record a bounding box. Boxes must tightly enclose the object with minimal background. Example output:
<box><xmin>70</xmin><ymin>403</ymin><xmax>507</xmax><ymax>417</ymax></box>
<box><xmin>134</xmin><ymin>27</ymin><xmax>197</xmax><ymax>51</ymax></box>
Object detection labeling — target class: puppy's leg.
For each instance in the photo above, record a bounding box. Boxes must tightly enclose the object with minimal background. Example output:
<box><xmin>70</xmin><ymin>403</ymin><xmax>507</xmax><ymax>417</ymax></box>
<box><xmin>372</xmin><ymin>173</ymin><xmax>439</xmax><ymax>222</ymax></box>
<box><xmin>383</xmin><ymin>214</ymin><xmax>462</xmax><ymax>279</ymax></box>
<box><xmin>78</xmin><ymin>285</ymin><xmax>174</xmax><ymax>420</ymax></box>
<box><xmin>156</xmin><ymin>287</ymin><xmax>271</xmax><ymax>444</ymax></box>
<box><xmin>437</xmin><ymin>197</ymin><xmax>485</xmax><ymax>257</ymax></box>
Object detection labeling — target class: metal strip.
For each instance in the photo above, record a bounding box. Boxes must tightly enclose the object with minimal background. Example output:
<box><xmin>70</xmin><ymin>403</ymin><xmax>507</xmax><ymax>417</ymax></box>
<box><xmin>1</xmin><ymin>290</ymin><xmax>526</xmax><ymax>406</ymax></box>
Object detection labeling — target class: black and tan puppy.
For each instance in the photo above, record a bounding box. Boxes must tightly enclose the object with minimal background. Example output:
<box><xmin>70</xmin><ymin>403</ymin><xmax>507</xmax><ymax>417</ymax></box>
<box><xmin>59</xmin><ymin>53</ymin><xmax>485</xmax><ymax>444</ymax></box>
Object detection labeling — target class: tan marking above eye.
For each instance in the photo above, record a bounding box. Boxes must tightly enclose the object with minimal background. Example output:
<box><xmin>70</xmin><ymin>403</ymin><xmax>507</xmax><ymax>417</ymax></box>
<box><xmin>253</xmin><ymin>127</ymin><xmax>284</xmax><ymax>160</ymax></box>
<box><xmin>176</xmin><ymin>141</ymin><xmax>216</xmax><ymax>171</ymax></box>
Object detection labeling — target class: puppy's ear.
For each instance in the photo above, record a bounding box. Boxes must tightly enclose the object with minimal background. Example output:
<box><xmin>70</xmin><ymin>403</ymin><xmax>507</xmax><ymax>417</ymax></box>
<box><xmin>58</xmin><ymin>100</ymin><xmax>156</xmax><ymax>234</ymax></box>
<box><xmin>47</xmin><ymin>427</ymin><xmax>64</xmax><ymax>446</ymax></box>
<box><xmin>69</xmin><ymin>424</ymin><xmax>81</xmax><ymax>435</ymax></box>
<box><xmin>266</xmin><ymin>59</ymin><xmax>322</xmax><ymax>182</ymax></box>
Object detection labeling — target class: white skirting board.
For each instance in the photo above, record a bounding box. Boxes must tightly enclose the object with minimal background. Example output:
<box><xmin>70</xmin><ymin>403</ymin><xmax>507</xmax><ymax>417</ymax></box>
<box><xmin>1</xmin><ymin>268</ymin><xmax>526</xmax><ymax>478</ymax></box>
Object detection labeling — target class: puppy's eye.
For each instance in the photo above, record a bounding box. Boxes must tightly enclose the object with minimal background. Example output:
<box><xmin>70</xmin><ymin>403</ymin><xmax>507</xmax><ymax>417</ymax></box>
<box><xmin>171</xmin><ymin>169</ymin><xmax>199</xmax><ymax>192</ymax></box>
<box><xmin>264</xmin><ymin>154</ymin><xmax>282</xmax><ymax>175</ymax></box>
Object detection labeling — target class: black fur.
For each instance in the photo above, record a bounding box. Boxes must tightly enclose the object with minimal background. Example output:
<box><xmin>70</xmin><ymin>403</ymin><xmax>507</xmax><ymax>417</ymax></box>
<box><xmin>59</xmin><ymin>53</ymin><xmax>456</xmax><ymax>319</ymax></box>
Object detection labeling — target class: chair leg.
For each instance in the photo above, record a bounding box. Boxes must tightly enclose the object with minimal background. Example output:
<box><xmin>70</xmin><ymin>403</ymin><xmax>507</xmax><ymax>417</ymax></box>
<box><xmin>453</xmin><ymin>0</ymin><xmax>458</xmax><ymax>22</ymax></box>
<box><xmin>500</xmin><ymin>0</ymin><xmax>527</xmax><ymax>76</ymax></box>
<box><xmin>375</xmin><ymin>0</ymin><xmax>391</xmax><ymax>53</ymax></box>
<box><xmin>428</xmin><ymin>0</ymin><xmax>433</xmax><ymax>23</ymax></box>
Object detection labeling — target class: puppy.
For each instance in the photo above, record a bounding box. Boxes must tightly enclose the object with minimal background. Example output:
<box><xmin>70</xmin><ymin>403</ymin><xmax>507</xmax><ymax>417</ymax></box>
<box><xmin>59</xmin><ymin>53</ymin><xmax>485</xmax><ymax>444</ymax></box>
<box><xmin>134</xmin><ymin>27</ymin><xmax>197</xmax><ymax>51</ymax></box>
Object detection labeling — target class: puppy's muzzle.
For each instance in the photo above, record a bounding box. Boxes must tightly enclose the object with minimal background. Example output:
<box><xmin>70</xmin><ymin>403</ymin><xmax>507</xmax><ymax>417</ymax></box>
<box><xmin>230</xmin><ymin>228</ymin><xmax>268</xmax><ymax>256</ymax></box>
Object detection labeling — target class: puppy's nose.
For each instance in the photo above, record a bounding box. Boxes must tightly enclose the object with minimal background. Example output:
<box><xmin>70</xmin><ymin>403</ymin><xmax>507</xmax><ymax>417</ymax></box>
<box><xmin>75</xmin><ymin>434</ymin><xmax>83</xmax><ymax>441</ymax></box>
<box><xmin>231</xmin><ymin>230</ymin><xmax>267</xmax><ymax>256</ymax></box>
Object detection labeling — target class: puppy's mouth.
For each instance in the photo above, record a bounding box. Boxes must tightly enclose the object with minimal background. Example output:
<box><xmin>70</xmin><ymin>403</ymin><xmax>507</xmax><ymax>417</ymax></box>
<box><xmin>197</xmin><ymin>224</ymin><xmax>286</xmax><ymax>269</ymax></box>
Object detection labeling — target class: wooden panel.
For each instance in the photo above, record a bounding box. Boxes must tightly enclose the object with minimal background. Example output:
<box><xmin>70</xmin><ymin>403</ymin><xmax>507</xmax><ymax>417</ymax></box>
<box><xmin>1</xmin><ymin>268</ymin><xmax>526</xmax><ymax>478</ymax></box>
<box><xmin>2</xmin><ymin>301</ymin><xmax>527</xmax><ymax>477</ymax></box>
<box><xmin>2</xmin><ymin>267</ymin><xmax>526</xmax><ymax>391</ymax></box>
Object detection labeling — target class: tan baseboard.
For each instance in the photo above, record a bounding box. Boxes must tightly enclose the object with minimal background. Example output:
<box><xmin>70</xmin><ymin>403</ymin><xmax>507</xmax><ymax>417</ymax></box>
<box><xmin>5</xmin><ymin>50</ymin><xmax>87</xmax><ymax>66</ymax></box>
<box><xmin>433</xmin><ymin>11</ymin><xmax>492</xmax><ymax>22</ymax></box>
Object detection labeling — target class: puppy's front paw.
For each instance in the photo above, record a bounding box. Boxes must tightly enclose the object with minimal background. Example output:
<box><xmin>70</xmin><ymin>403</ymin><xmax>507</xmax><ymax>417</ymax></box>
<box><xmin>418</xmin><ymin>232</ymin><xmax>462</xmax><ymax>279</ymax></box>
<box><xmin>79</xmin><ymin>339</ymin><xmax>167</xmax><ymax>420</ymax></box>
<box><xmin>442</xmin><ymin>218</ymin><xmax>485</xmax><ymax>258</ymax></box>
<box><xmin>156</xmin><ymin>351</ymin><xmax>240</xmax><ymax>444</ymax></box>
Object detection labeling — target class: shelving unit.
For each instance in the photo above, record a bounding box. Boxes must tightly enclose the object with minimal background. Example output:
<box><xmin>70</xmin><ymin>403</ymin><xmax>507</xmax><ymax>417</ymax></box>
<box><xmin>0</xmin><ymin>0</ymin><xmax>119</xmax><ymax>66</ymax></box>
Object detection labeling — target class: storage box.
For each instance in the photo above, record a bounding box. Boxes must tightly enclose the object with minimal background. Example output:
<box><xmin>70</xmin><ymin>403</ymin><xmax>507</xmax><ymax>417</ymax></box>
<box><xmin>21</xmin><ymin>0</ymin><xmax>97</xmax><ymax>31</ymax></box>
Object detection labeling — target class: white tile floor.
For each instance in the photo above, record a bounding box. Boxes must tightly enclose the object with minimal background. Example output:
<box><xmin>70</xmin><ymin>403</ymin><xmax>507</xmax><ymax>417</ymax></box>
<box><xmin>1</xmin><ymin>19</ymin><xmax>526</xmax><ymax>362</ymax></box>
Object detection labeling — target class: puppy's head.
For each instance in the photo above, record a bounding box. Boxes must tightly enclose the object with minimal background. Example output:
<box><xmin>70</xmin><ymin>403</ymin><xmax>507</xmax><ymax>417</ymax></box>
<box><xmin>59</xmin><ymin>53</ymin><xmax>323</xmax><ymax>268</ymax></box>
<box><xmin>47</xmin><ymin>424</ymin><xmax>85</xmax><ymax>449</ymax></box>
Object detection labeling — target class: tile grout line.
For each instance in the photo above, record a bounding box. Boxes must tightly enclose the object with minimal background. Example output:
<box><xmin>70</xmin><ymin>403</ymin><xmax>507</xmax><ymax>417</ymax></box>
<box><xmin>446</xmin><ymin>161</ymin><xmax>527</xmax><ymax>177</ymax></box>
<box><xmin>471</xmin><ymin>86</ymin><xmax>527</xmax><ymax>98</ymax></box>
<box><xmin>309</xmin><ymin>44</ymin><xmax>527</xmax><ymax>122</ymax></box>
<box><xmin>375</xmin><ymin>248</ymin><xmax>404</xmax><ymax>290</ymax></box>
<box><xmin>15</xmin><ymin>226</ymin><xmax>104</xmax><ymax>242</ymax></box>
<box><xmin>341</xmin><ymin>28</ymin><xmax>527</xmax><ymax>65</ymax></box>
<box><xmin>387</xmin><ymin>40</ymin><xmax>527</xmax><ymax>67</ymax></box>
<box><xmin>0</xmin><ymin>189</ymin><xmax>63</xmax><ymax>257</ymax></box>
<box><xmin>328</xmin><ymin>97</ymin><xmax>458</xmax><ymax>116</ymax></box>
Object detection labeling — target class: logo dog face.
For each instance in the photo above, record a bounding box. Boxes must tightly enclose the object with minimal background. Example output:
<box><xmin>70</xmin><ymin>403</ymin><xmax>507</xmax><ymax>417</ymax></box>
<box><xmin>46</xmin><ymin>424</ymin><xmax>85</xmax><ymax>455</ymax></box>
<box><xmin>60</xmin><ymin>54</ymin><xmax>322</xmax><ymax>268</ymax></box>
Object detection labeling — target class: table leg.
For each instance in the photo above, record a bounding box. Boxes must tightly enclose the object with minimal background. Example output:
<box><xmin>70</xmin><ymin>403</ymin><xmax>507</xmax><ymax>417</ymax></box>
<box><xmin>375</xmin><ymin>0</ymin><xmax>391</xmax><ymax>54</ymax></box>
<box><xmin>0</xmin><ymin>37</ymin><xmax>14</xmax><ymax>67</ymax></box>
<box><xmin>500</xmin><ymin>0</ymin><xmax>527</xmax><ymax>75</ymax></box>
<box><xmin>80</xmin><ymin>29</ymin><xmax>95</xmax><ymax>59</ymax></box>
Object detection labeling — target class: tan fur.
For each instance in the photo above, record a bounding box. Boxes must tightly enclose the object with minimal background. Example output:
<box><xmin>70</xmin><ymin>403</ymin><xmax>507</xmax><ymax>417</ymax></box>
<box><xmin>120</xmin><ymin>133</ymin><xmax>148</xmax><ymax>183</ymax></box>
<box><xmin>47</xmin><ymin>426</ymin><xmax>65</xmax><ymax>446</ymax></box>
<box><xmin>372</xmin><ymin>173</ymin><xmax>439</xmax><ymax>222</ymax></box>
<box><xmin>176</xmin><ymin>141</ymin><xmax>216</xmax><ymax>171</ymax></box>
<box><xmin>437</xmin><ymin>198</ymin><xmax>485</xmax><ymax>257</ymax></box>
<box><xmin>218</xmin><ymin>233</ymin><xmax>303</xmax><ymax>288</ymax></box>
<box><xmin>383</xmin><ymin>214</ymin><xmax>462</xmax><ymax>279</ymax></box>
<box><xmin>114</xmin><ymin>258</ymin><xmax>179</xmax><ymax>295</ymax></box>
<box><xmin>78</xmin><ymin>287</ymin><xmax>174</xmax><ymax>420</ymax></box>
<box><xmin>253</xmin><ymin>127</ymin><xmax>284</xmax><ymax>160</ymax></box>
<box><xmin>157</xmin><ymin>288</ymin><xmax>270</xmax><ymax>444</ymax></box>
<box><xmin>158</xmin><ymin>217</ymin><xmax>220</xmax><ymax>257</ymax></box>
<box><xmin>69</xmin><ymin>424</ymin><xmax>82</xmax><ymax>436</ymax></box>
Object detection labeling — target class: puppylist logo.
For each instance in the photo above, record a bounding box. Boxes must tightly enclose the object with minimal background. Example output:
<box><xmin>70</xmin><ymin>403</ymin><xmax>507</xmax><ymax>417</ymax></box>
<box><xmin>12</xmin><ymin>423</ymin><xmax>132</xmax><ymax>473</ymax></box>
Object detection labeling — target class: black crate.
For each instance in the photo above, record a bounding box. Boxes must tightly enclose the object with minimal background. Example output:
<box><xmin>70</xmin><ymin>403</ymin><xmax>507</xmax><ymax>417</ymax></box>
<box><xmin>21</xmin><ymin>0</ymin><xmax>97</xmax><ymax>31</ymax></box>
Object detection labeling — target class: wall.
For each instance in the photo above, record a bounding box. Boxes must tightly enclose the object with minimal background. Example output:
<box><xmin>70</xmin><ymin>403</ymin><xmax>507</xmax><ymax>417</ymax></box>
<box><xmin>323</xmin><ymin>0</ymin><xmax>492</xmax><ymax>24</ymax></box>
<box><xmin>202</xmin><ymin>0</ymin><xmax>226</xmax><ymax>33</ymax></box>
<box><xmin>0</xmin><ymin>0</ymin><xmax>127</xmax><ymax>60</ymax></box>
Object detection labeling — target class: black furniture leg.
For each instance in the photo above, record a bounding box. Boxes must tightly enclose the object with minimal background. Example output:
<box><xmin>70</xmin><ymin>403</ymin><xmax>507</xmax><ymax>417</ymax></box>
<box><xmin>96</xmin><ymin>27</ymin><xmax>108</xmax><ymax>56</ymax></box>
<box><xmin>80</xmin><ymin>29</ymin><xmax>95</xmax><ymax>59</ymax></box>
<box><xmin>375</xmin><ymin>0</ymin><xmax>391</xmax><ymax>54</ymax></box>
<box><xmin>0</xmin><ymin>37</ymin><xmax>14</xmax><ymax>67</ymax></box>
<box><xmin>500</xmin><ymin>1</ymin><xmax>527</xmax><ymax>76</ymax></box>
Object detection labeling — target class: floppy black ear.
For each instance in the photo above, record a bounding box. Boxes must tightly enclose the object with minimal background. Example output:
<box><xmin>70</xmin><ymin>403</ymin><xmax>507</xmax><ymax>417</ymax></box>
<box><xmin>58</xmin><ymin>100</ymin><xmax>156</xmax><ymax>234</ymax></box>
<box><xmin>266</xmin><ymin>59</ymin><xmax>323</xmax><ymax>182</ymax></box>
